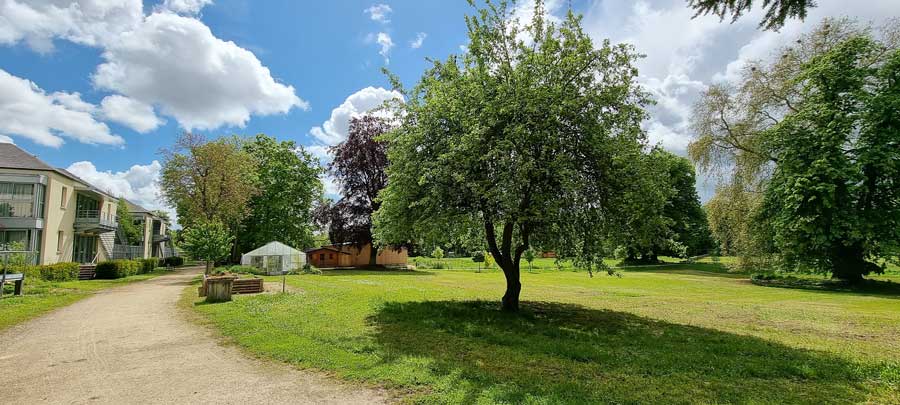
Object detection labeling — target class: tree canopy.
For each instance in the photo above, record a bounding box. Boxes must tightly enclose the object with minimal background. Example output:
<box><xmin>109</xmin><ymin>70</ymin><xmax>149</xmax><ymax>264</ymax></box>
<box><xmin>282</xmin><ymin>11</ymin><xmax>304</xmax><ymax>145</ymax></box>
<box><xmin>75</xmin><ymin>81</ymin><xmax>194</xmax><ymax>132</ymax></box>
<box><xmin>181</xmin><ymin>220</ymin><xmax>234</xmax><ymax>274</ymax></box>
<box><xmin>240</xmin><ymin>134</ymin><xmax>322</xmax><ymax>252</ymax></box>
<box><xmin>688</xmin><ymin>0</ymin><xmax>816</xmax><ymax>31</ymax></box>
<box><xmin>375</xmin><ymin>0</ymin><xmax>652</xmax><ymax>311</ymax></box>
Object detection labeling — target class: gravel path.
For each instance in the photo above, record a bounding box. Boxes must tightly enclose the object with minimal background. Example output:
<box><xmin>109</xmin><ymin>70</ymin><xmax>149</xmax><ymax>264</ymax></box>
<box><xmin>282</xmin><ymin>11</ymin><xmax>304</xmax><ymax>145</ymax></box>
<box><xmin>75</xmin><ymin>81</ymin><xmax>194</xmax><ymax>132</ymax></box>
<box><xmin>0</xmin><ymin>267</ymin><xmax>387</xmax><ymax>404</ymax></box>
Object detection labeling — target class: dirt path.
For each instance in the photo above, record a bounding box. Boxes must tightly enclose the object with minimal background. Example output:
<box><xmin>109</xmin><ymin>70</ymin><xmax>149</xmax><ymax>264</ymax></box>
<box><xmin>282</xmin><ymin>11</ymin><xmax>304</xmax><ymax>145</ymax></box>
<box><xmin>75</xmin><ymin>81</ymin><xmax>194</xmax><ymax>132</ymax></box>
<box><xmin>0</xmin><ymin>267</ymin><xmax>387</xmax><ymax>404</ymax></box>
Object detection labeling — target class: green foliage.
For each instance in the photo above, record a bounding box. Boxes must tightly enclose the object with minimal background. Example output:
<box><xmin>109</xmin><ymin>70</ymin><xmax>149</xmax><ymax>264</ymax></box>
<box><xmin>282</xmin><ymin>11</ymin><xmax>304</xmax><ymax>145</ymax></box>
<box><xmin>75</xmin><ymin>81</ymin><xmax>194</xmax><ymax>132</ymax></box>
<box><xmin>431</xmin><ymin>247</ymin><xmax>444</xmax><ymax>261</ymax></box>
<box><xmin>301</xmin><ymin>263</ymin><xmax>322</xmax><ymax>275</ymax></box>
<box><xmin>240</xmin><ymin>134</ymin><xmax>322</xmax><ymax>251</ymax></box>
<box><xmin>139</xmin><ymin>258</ymin><xmax>159</xmax><ymax>274</ymax></box>
<box><xmin>95</xmin><ymin>260</ymin><xmax>141</xmax><ymax>279</ymax></box>
<box><xmin>375</xmin><ymin>0</ymin><xmax>651</xmax><ymax>310</ymax></box>
<box><xmin>181</xmin><ymin>221</ymin><xmax>234</xmax><ymax>270</ymax></box>
<box><xmin>759</xmin><ymin>36</ymin><xmax>900</xmax><ymax>281</ymax></box>
<box><xmin>227</xmin><ymin>265</ymin><xmax>265</xmax><ymax>275</ymax></box>
<box><xmin>688</xmin><ymin>0</ymin><xmax>815</xmax><ymax>30</ymax></box>
<box><xmin>116</xmin><ymin>199</ymin><xmax>142</xmax><ymax>245</ymax></box>
<box><xmin>471</xmin><ymin>251</ymin><xmax>485</xmax><ymax>263</ymax></box>
<box><xmin>7</xmin><ymin>262</ymin><xmax>80</xmax><ymax>282</ymax></box>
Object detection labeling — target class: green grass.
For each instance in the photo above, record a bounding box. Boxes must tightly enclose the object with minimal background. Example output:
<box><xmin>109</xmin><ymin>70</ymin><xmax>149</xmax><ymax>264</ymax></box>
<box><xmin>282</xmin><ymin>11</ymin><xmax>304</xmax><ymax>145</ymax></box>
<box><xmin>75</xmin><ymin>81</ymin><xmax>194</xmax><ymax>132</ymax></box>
<box><xmin>0</xmin><ymin>268</ymin><xmax>174</xmax><ymax>331</ymax></box>
<box><xmin>189</xmin><ymin>261</ymin><xmax>900</xmax><ymax>404</ymax></box>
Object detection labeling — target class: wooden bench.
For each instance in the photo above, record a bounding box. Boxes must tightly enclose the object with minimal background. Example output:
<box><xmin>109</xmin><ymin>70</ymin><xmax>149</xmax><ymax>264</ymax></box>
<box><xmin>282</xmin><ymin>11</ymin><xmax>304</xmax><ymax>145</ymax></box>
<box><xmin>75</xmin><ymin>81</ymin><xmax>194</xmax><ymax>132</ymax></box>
<box><xmin>0</xmin><ymin>273</ymin><xmax>24</xmax><ymax>297</ymax></box>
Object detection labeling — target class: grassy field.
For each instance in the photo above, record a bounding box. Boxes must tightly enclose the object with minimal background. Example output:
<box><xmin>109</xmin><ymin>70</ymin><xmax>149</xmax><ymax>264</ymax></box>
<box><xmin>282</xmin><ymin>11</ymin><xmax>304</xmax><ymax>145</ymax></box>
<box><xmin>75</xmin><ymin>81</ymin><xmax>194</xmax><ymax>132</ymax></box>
<box><xmin>0</xmin><ymin>268</ymin><xmax>175</xmax><ymax>331</ymax></box>
<box><xmin>188</xmin><ymin>259</ymin><xmax>900</xmax><ymax>404</ymax></box>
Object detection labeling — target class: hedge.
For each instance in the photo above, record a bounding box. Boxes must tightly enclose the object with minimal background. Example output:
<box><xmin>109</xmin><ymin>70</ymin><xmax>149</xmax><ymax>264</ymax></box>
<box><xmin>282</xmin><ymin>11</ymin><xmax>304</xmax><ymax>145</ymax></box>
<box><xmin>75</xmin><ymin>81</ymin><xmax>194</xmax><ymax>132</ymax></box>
<box><xmin>3</xmin><ymin>262</ymin><xmax>79</xmax><ymax>282</ymax></box>
<box><xmin>161</xmin><ymin>256</ymin><xmax>184</xmax><ymax>267</ymax></box>
<box><xmin>139</xmin><ymin>258</ymin><xmax>159</xmax><ymax>274</ymax></box>
<box><xmin>95</xmin><ymin>259</ymin><xmax>141</xmax><ymax>279</ymax></box>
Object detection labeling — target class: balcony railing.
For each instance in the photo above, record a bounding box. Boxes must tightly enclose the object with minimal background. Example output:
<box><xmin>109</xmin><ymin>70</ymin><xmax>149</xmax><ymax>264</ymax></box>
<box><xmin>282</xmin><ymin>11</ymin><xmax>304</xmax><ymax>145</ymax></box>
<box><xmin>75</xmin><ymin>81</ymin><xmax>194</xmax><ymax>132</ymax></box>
<box><xmin>113</xmin><ymin>244</ymin><xmax>144</xmax><ymax>260</ymax></box>
<box><xmin>152</xmin><ymin>233</ymin><xmax>170</xmax><ymax>243</ymax></box>
<box><xmin>74</xmin><ymin>209</ymin><xmax>117</xmax><ymax>231</ymax></box>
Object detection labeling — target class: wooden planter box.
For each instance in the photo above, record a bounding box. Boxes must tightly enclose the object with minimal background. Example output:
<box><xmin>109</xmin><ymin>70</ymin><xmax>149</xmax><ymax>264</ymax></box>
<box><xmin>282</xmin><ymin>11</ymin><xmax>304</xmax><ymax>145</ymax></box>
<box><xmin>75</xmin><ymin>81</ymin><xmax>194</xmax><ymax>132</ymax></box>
<box><xmin>204</xmin><ymin>276</ymin><xmax>236</xmax><ymax>303</ymax></box>
<box><xmin>199</xmin><ymin>275</ymin><xmax>263</xmax><ymax>297</ymax></box>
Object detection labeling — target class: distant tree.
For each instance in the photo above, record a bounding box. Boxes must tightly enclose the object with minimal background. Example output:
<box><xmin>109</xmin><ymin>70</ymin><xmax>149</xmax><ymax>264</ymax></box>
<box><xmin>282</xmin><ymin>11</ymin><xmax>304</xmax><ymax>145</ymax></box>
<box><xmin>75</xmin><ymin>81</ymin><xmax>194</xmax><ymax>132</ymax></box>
<box><xmin>116</xmin><ymin>199</ymin><xmax>142</xmax><ymax>245</ymax></box>
<box><xmin>523</xmin><ymin>248</ymin><xmax>536</xmax><ymax>272</ymax></box>
<box><xmin>240</xmin><ymin>134</ymin><xmax>322</xmax><ymax>252</ymax></box>
<box><xmin>317</xmin><ymin>115</ymin><xmax>391</xmax><ymax>266</ymax></box>
<box><xmin>181</xmin><ymin>220</ymin><xmax>234</xmax><ymax>274</ymax></box>
<box><xmin>160</xmin><ymin>133</ymin><xmax>257</xmax><ymax>260</ymax></box>
<box><xmin>472</xmin><ymin>251</ymin><xmax>485</xmax><ymax>273</ymax></box>
<box><xmin>688</xmin><ymin>0</ymin><xmax>816</xmax><ymax>31</ymax></box>
<box><xmin>375</xmin><ymin>1</ymin><xmax>652</xmax><ymax>311</ymax></box>
<box><xmin>431</xmin><ymin>246</ymin><xmax>444</xmax><ymax>268</ymax></box>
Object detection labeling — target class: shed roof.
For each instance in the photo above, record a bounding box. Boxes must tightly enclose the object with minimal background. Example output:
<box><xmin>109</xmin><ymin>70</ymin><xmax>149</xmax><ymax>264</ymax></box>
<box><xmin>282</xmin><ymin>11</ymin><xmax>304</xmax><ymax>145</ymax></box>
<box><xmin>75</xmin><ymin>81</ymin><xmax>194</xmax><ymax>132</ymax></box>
<box><xmin>243</xmin><ymin>241</ymin><xmax>305</xmax><ymax>256</ymax></box>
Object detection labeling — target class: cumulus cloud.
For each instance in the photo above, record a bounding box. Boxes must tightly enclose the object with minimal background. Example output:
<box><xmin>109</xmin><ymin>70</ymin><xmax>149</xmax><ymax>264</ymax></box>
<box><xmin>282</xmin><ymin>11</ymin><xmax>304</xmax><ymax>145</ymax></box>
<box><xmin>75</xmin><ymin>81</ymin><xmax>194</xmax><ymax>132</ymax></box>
<box><xmin>0</xmin><ymin>69</ymin><xmax>123</xmax><ymax>147</ymax></box>
<box><xmin>1</xmin><ymin>1</ymin><xmax>306</xmax><ymax>136</ymax></box>
<box><xmin>157</xmin><ymin>0</ymin><xmax>213</xmax><ymax>15</ymax></box>
<box><xmin>309</xmin><ymin>86</ymin><xmax>403</xmax><ymax>146</ymax></box>
<box><xmin>66</xmin><ymin>159</ymin><xmax>178</xmax><ymax>226</ymax></box>
<box><xmin>100</xmin><ymin>95</ymin><xmax>164</xmax><ymax>133</ymax></box>
<box><xmin>93</xmin><ymin>12</ymin><xmax>307</xmax><ymax>131</ymax></box>
<box><xmin>0</xmin><ymin>0</ymin><xmax>143</xmax><ymax>53</ymax></box>
<box><xmin>364</xmin><ymin>3</ymin><xmax>392</xmax><ymax>23</ymax></box>
<box><xmin>410</xmin><ymin>32</ymin><xmax>427</xmax><ymax>49</ymax></box>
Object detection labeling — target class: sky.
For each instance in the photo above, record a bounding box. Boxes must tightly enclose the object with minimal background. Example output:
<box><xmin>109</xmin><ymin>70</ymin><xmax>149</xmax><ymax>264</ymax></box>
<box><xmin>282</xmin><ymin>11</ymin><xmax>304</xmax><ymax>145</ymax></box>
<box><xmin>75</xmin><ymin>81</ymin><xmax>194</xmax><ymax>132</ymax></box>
<box><xmin>1</xmin><ymin>0</ymin><xmax>898</xmax><ymax>226</ymax></box>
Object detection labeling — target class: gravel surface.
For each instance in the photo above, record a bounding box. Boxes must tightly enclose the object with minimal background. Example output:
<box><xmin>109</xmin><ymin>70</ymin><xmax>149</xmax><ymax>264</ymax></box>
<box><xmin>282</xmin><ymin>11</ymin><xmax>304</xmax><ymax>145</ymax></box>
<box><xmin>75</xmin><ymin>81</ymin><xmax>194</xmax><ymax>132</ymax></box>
<box><xmin>0</xmin><ymin>266</ymin><xmax>387</xmax><ymax>404</ymax></box>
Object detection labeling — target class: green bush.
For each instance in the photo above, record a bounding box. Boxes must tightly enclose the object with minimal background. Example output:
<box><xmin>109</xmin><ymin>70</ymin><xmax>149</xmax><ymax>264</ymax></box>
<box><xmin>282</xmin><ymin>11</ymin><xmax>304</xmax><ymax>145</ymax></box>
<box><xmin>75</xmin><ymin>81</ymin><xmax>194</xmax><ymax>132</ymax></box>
<box><xmin>95</xmin><ymin>259</ymin><xmax>141</xmax><ymax>279</ymax></box>
<box><xmin>3</xmin><ymin>262</ymin><xmax>79</xmax><ymax>281</ymax></box>
<box><xmin>229</xmin><ymin>265</ymin><xmax>265</xmax><ymax>275</ymax></box>
<box><xmin>302</xmin><ymin>263</ymin><xmax>322</xmax><ymax>275</ymax></box>
<box><xmin>139</xmin><ymin>258</ymin><xmax>159</xmax><ymax>274</ymax></box>
<box><xmin>161</xmin><ymin>256</ymin><xmax>184</xmax><ymax>267</ymax></box>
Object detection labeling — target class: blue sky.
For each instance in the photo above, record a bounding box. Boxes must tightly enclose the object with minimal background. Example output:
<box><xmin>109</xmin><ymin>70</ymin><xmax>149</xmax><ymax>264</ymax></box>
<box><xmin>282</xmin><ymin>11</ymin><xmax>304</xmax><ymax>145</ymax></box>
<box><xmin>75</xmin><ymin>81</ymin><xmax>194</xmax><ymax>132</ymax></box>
<box><xmin>1</xmin><ymin>0</ymin><xmax>897</xmax><ymax>221</ymax></box>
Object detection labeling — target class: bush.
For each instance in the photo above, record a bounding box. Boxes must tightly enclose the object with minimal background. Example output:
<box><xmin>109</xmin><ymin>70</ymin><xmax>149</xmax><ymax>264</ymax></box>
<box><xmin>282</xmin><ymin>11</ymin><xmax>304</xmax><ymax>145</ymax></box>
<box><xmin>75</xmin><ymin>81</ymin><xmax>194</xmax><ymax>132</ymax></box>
<box><xmin>302</xmin><ymin>263</ymin><xmax>322</xmax><ymax>275</ymax></box>
<box><xmin>95</xmin><ymin>259</ymin><xmax>141</xmax><ymax>279</ymax></box>
<box><xmin>229</xmin><ymin>265</ymin><xmax>265</xmax><ymax>275</ymax></box>
<box><xmin>139</xmin><ymin>258</ymin><xmax>159</xmax><ymax>274</ymax></box>
<box><xmin>3</xmin><ymin>262</ymin><xmax>79</xmax><ymax>281</ymax></box>
<box><xmin>161</xmin><ymin>256</ymin><xmax>184</xmax><ymax>267</ymax></box>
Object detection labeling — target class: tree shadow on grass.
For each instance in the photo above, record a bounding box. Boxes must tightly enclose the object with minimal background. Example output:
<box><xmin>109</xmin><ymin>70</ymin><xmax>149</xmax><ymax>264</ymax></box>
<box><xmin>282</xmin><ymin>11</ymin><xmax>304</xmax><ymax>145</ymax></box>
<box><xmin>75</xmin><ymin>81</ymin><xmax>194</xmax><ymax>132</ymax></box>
<box><xmin>368</xmin><ymin>300</ymin><xmax>890</xmax><ymax>404</ymax></box>
<box><xmin>751</xmin><ymin>276</ymin><xmax>900</xmax><ymax>299</ymax></box>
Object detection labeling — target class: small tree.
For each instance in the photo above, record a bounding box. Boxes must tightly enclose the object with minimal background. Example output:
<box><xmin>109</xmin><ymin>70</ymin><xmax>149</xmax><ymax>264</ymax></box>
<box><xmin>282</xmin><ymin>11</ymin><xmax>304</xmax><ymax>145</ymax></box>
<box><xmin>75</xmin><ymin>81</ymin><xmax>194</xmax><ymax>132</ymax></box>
<box><xmin>116</xmin><ymin>199</ymin><xmax>142</xmax><ymax>245</ymax></box>
<box><xmin>484</xmin><ymin>252</ymin><xmax>494</xmax><ymax>271</ymax></box>
<box><xmin>523</xmin><ymin>248</ymin><xmax>536</xmax><ymax>272</ymax></box>
<box><xmin>431</xmin><ymin>247</ymin><xmax>444</xmax><ymax>269</ymax></box>
<box><xmin>181</xmin><ymin>221</ymin><xmax>233</xmax><ymax>274</ymax></box>
<box><xmin>472</xmin><ymin>251</ymin><xmax>485</xmax><ymax>273</ymax></box>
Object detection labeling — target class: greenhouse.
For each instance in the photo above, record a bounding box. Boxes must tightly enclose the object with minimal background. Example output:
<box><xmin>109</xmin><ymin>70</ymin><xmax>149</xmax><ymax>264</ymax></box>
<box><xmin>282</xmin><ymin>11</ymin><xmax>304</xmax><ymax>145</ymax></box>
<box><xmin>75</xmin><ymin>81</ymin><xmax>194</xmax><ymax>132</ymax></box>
<box><xmin>240</xmin><ymin>241</ymin><xmax>306</xmax><ymax>275</ymax></box>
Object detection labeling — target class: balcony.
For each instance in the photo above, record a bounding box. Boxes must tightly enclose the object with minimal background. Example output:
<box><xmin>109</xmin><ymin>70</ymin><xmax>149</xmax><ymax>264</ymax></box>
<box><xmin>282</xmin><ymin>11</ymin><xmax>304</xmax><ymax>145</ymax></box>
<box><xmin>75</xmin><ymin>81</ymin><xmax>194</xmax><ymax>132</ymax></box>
<box><xmin>74</xmin><ymin>210</ymin><xmax>117</xmax><ymax>233</ymax></box>
<box><xmin>152</xmin><ymin>233</ymin><xmax>170</xmax><ymax>243</ymax></box>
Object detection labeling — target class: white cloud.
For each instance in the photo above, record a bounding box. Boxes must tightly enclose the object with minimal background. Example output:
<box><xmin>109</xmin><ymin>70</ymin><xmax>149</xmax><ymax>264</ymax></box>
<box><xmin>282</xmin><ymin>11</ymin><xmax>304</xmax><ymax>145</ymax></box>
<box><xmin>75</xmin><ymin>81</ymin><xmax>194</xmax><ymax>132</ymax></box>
<box><xmin>100</xmin><ymin>95</ymin><xmax>164</xmax><ymax>133</ymax></box>
<box><xmin>93</xmin><ymin>12</ymin><xmax>307</xmax><ymax>131</ymax></box>
<box><xmin>66</xmin><ymin>159</ymin><xmax>179</xmax><ymax>226</ymax></box>
<box><xmin>158</xmin><ymin>0</ymin><xmax>213</xmax><ymax>15</ymax></box>
<box><xmin>0</xmin><ymin>135</ymin><xmax>14</xmax><ymax>144</ymax></box>
<box><xmin>410</xmin><ymin>32</ymin><xmax>427</xmax><ymax>49</ymax></box>
<box><xmin>0</xmin><ymin>0</ymin><xmax>143</xmax><ymax>53</ymax></box>
<box><xmin>309</xmin><ymin>86</ymin><xmax>403</xmax><ymax>146</ymax></box>
<box><xmin>364</xmin><ymin>4</ymin><xmax>392</xmax><ymax>23</ymax></box>
<box><xmin>0</xmin><ymin>69</ymin><xmax>123</xmax><ymax>147</ymax></box>
<box><xmin>1</xmin><ymin>2</ymin><xmax>306</xmax><ymax>135</ymax></box>
<box><xmin>373</xmin><ymin>32</ymin><xmax>394</xmax><ymax>63</ymax></box>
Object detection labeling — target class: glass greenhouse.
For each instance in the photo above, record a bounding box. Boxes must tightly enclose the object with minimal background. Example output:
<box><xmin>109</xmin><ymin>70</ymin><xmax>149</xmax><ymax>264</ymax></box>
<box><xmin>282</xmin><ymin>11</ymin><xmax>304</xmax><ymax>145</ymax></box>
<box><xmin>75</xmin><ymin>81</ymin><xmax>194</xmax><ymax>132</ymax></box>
<box><xmin>240</xmin><ymin>241</ymin><xmax>306</xmax><ymax>275</ymax></box>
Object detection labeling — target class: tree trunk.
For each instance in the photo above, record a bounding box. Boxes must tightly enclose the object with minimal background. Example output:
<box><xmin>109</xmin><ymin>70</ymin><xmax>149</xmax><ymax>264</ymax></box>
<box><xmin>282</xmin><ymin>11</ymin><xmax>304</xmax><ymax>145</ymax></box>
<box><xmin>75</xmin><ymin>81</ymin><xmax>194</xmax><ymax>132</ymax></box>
<box><xmin>369</xmin><ymin>244</ymin><xmax>378</xmax><ymax>267</ymax></box>
<box><xmin>500</xmin><ymin>260</ymin><xmax>521</xmax><ymax>312</ymax></box>
<box><xmin>205</xmin><ymin>260</ymin><xmax>212</xmax><ymax>275</ymax></box>
<box><xmin>831</xmin><ymin>245</ymin><xmax>868</xmax><ymax>284</ymax></box>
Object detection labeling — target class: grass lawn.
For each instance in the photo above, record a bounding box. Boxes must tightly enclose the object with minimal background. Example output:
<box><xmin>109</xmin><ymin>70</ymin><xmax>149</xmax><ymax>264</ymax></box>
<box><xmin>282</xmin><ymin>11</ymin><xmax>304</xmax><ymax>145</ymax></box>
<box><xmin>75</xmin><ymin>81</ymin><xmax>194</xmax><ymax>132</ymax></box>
<box><xmin>189</xmin><ymin>261</ymin><xmax>900</xmax><ymax>404</ymax></box>
<box><xmin>0</xmin><ymin>268</ymin><xmax>175</xmax><ymax>331</ymax></box>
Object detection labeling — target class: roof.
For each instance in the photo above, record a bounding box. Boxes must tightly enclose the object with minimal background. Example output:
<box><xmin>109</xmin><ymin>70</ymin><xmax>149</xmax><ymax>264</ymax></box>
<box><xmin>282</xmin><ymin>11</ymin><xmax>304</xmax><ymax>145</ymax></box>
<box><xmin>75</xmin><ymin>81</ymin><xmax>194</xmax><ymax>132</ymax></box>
<box><xmin>304</xmin><ymin>246</ymin><xmax>352</xmax><ymax>255</ymax></box>
<box><xmin>243</xmin><ymin>241</ymin><xmax>305</xmax><ymax>257</ymax></box>
<box><xmin>0</xmin><ymin>143</ymin><xmax>56</xmax><ymax>171</ymax></box>
<box><xmin>125</xmin><ymin>199</ymin><xmax>151</xmax><ymax>214</ymax></box>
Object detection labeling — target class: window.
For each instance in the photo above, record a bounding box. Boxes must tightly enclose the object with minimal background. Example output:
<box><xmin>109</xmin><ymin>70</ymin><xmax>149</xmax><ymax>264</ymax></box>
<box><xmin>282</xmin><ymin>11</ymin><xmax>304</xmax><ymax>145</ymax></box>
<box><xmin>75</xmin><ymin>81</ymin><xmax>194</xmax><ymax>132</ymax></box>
<box><xmin>60</xmin><ymin>186</ymin><xmax>68</xmax><ymax>209</ymax></box>
<box><xmin>0</xmin><ymin>230</ymin><xmax>28</xmax><ymax>251</ymax></box>
<box><xmin>35</xmin><ymin>184</ymin><xmax>45</xmax><ymax>218</ymax></box>
<box><xmin>0</xmin><ymin>182</ymin><xmax>35</xmax><ymax>218</ymax></box>
<box><xmin>319</xmin><ymin>253</ymin><xmax>325</xmax><ymax>260</ymax></box>
<box><xmin>57</xmin><ymin>231</ymin><xmax>64</xmax><ymax>253</ymax></box>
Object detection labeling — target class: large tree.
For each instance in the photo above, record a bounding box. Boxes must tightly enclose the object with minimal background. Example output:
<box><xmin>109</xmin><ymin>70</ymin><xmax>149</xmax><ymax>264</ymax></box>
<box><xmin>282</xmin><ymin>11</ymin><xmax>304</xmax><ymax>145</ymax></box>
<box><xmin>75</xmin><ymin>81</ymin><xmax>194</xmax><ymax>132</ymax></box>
<box><xmin>375</xmin><ymin>1</ymin><xmax>651</xmax><ymax>311</ymax></box>
<box><xmin>318</xmin><ymin>115</ymin><xmax>391</xmax><ymax>266</ymax></box>
<box><xmin>240</xmin><ymin>134</ymin><xmax>322</xmax><ymax>251</ymax></box>
<box><xmin>688</xmin><ymin>0</ymin><xmax>816</xmax><ymax>30</ymax></box>
<box><xmin>690</xmin><ymin>19</ymin><xmax>900</xmax><ymax>280</ymax></box>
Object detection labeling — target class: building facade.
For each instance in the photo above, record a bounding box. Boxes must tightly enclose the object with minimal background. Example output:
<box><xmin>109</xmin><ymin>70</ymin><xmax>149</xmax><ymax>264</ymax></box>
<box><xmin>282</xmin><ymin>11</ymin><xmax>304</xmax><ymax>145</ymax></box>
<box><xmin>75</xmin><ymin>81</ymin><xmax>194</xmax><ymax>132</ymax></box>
<box><xmin>112</xmin><ymin>200</ymin><xmax>174</xmax><ymax>260</ymax></box>
<box><xmin>0</xmin><ymin>144</ymin><xmax>119</xmax><ymax>265</ymax></box>
<box><xmin>306</xmin><ymin>243</ymin><xmax>408</xmax><ymax>268</ymax></box>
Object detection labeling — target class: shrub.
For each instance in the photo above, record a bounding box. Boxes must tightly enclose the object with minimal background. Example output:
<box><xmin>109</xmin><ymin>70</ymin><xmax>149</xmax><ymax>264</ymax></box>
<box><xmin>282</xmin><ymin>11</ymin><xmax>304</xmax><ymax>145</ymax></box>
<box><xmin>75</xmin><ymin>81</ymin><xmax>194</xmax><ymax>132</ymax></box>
<box><xmin>40</xmin><ymin>262</ymin><xmax>79</xmax><ymax>281</ymax></box>
<box><xmin>140</xmin><ymin>258</ymin><xmax>159</xmax><ymax>274</ymax></box>
<box><xmin>302</xmin><ymin>263</ymin><xmax>322</xmax><ymax>275</ymax></box>
<box><xmin>95</xmin><ymin>259</ymin><xmax>141</xmax><ymax>279</ymax></box>
<box><xmin>161</xmin><ymin>256</ymin><xmax>184</xmax><ymax>267</ymax></box>
<box><xmin>229</xmin><ymin>265</ymin><xmax>265</xmax><ymax>275</ymax></box>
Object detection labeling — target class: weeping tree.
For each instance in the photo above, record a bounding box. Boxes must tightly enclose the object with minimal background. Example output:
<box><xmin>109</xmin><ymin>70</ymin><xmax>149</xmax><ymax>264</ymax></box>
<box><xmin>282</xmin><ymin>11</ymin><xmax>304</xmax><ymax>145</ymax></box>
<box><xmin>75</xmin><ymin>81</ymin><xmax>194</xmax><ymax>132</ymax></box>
<box><xmin>375</xmin><ymin>0</ymin><xmax>652</xmax><ymax>312</ymax></box>
<box><xmin>688</xmin><ymin>0</ymin><xmax>816</xmax><ymax>30</ymax></box>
